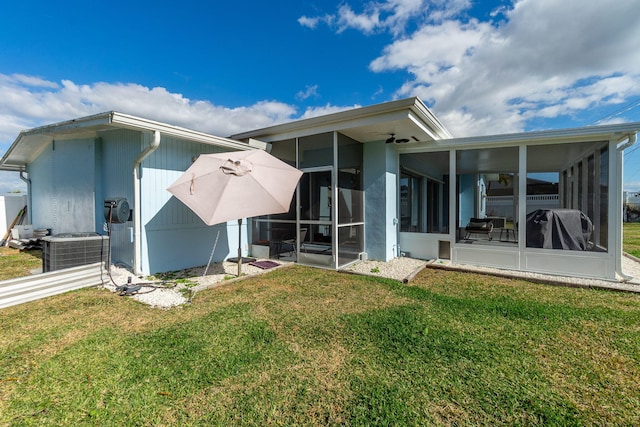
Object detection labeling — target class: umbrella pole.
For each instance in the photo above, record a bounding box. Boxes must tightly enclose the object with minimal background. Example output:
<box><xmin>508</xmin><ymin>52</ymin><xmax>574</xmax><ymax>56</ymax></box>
<box><xmin>237</xmin><ymin>218</ymin><xmax>242</xmax><ymax>276</ymax></box>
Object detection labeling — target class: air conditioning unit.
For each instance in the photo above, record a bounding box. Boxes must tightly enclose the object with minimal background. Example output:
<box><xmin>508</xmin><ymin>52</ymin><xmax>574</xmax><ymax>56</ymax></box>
<box><xmin>41</xmin><ymin>233</ymin><xmax>109</xmax><ymax>272</ymax></box>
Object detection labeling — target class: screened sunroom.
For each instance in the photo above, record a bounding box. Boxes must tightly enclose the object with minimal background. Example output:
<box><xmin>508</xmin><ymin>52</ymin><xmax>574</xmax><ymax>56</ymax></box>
<box><xmin>397</xmin><ymin>125</ymin><xmax>639</xmax><ymax>280</ymax></box>
<box><xmin>234</xmin><ymin>97</ymin><xmax>638</xmax><ymax>281</ymax></box>
<box><xmin>249</xmin><ymin>132</ymin><xmax>365</xmax><ymax>269</ymax></box>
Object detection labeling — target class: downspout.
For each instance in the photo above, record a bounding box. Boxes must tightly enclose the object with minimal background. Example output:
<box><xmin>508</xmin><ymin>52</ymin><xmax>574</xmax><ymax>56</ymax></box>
<box><xmin>19</xmin><ymin>170</ymin><xmax>31</xmax><ymax>224</ymax></box>
<box><xmin>616</xmin><ymin>132</ymin><xmax>637</xmax><ymax>281</ymax></box>
<box><xmin>133</xmin><ymin>130</ymin><xmax>161</xmax><ymax>276</ymax></box>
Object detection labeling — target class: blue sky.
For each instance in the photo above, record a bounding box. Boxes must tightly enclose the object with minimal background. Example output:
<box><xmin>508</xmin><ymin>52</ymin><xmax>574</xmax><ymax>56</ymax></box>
<box><xmin>1</xmin><ymin>0</ymin><xmax>639</xmax><ymax>193</ymax></box>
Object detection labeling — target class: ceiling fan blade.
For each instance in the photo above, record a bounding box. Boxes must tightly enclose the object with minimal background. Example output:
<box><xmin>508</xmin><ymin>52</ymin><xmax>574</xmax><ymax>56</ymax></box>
<box><xmin>395</xmin><ymin>138</ymin><xmax>410</xmax><ymax>143</ymax></box>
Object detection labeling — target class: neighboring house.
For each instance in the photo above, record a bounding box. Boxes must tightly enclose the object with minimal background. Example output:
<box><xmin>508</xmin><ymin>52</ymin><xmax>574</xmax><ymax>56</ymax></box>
<box><xmin>2</xmin><ymin>98</ymin><xmax>639</xmax><ymax>281</ymax></box>
<box><xmin>624</xmin><ymin>191</ymin><xmax>640</xmax><ymax>222</ymax></box>
<box><xmin>0</xmin><ymin>112</ymin><xmax>265</xmax><ymax>275</ymax></box>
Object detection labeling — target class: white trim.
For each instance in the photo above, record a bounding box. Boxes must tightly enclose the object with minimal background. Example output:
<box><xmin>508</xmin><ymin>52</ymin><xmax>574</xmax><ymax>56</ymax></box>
<box><xmin>111</xmin><ymin>112</ymin><xmax>250</xmax><ymax>151</ymax></box>
<box><xmin>231</xmin><ymin>97</ymin><xmax>453</xmax><ymax>142</ymax></box>
<box><xmin>398</xmin><ymin>121</ymin><xmax>640</xmax><ymax>153</ymax></box>
<box><xmin>1</xmin><ymin>111</ymin><xmax>253</xmax><ymax>171</ymax></box>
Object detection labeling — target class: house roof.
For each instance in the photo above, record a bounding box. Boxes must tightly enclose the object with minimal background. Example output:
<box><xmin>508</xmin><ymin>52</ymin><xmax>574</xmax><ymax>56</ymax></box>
<box><xmin>398</xmin><ymin>121</ymin><xmax>640</xmax><ymax>152</ymax></box>
<box><xmin>397</xmin><ymin>121</ymin><xmax>640</xmax><ymax>174</ymax></box>
<box><xmin>231</xmin><ymin>97</ymin><xmax>453</xmax><ymax>143</ymax></box>
<box><xmin>0</xmin><ymin>111</ymin><xmax>256</xmax><ymax>172</ymax></box>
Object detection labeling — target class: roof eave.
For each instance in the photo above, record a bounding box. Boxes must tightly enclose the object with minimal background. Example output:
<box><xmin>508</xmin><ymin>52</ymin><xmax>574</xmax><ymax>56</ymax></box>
<box><xmin>231</xmin><ymin>97</ymin><xmax>453</xmax><ymax>142</ymax></box>
<box><xmin>110</xmin><ymin>112</ymin><xmax>252</xmax><ymax>150</ymax></box>
<box><xmin>398</xmin><ymin>122</ymin><xmax>640</xmax><ymax>153</ymax></box>
<box><xmin>0</xmin><ymin>111</ymin><xmax>253</xmax><ymax>171</ymax></box>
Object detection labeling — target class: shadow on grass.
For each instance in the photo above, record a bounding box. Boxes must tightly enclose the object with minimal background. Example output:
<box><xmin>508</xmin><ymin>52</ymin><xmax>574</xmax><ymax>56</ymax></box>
<box><xmin>342</xmin><ymin>304</ymin><xmax>583</xmax><ymax>425</ymax></box>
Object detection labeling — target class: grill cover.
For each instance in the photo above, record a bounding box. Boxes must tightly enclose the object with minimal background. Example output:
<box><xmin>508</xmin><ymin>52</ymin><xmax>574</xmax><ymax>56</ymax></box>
<box><xmin>526</xmin><ymin>209</ymin><xmax>593</xmax><ymax>250</ymax></box>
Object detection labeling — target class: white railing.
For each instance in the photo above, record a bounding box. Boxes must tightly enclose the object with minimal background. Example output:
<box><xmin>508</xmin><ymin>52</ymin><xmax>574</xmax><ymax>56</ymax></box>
<box><xmin>486</xmin><ymin>194</ymin><xmax>560</xmax><ymax>220</ymax></box>
<box><xmin>526</xmin><ymin>194</ymin><xmax>560</xmax><ymax>201</ymax></box>
<box><xmin>0</xmin><ymin>262</ymin><xmax>105</xmax><ymax>309</ymax></box>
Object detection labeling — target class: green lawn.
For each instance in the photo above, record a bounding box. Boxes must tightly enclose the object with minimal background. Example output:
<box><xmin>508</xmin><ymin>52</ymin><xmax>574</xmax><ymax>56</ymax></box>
<box><xmin>1</xmin><ymin>263</ymin><xmax>639</xmax><ymax>426</ymax></box>
<box><xmin>0</xmin><ymin>247</ymin><xmax>42</xmax><ymax>281</ymax></box>
<box><xmin>624</xmin><ymin>222</ymin><xmax>640</xmax><ymax>258</ymax></box>
<box><xmin>0</xmin><ymin>225</ymin><xmax>639</xmax><ymax>425</ymax></box>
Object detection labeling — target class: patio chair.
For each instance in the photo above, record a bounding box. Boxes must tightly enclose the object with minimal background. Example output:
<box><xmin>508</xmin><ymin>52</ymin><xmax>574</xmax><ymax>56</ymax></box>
<box><xmin>283</xmin><ymin>228</ymin><xmax>308</xmax><ymax>257</ymax></box>
<box><xmin>464</xmin><ymin>218</ymin><xmax>493</xmax><ymax>240</ymax></box>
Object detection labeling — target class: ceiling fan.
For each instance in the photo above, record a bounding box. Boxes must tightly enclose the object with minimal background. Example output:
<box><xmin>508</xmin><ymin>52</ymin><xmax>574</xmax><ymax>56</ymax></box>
<box><xmin>385</xmin><ymin>133</ymin><xmax>410</xmax><ymax>144</ymax></box>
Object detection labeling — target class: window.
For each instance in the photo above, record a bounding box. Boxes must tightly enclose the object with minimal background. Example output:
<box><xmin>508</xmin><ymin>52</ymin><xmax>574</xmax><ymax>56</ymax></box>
<box><xmin>399</xmin><ymin>152</ymin><xmax>449</xmax><ymax>234</ymax></box>
<box><xmin>527</xmin><ymin>142</ymin><xmax>608</xmax><ymax>251</ymax></box>
<box><xmin>400</xmin><ymin>172</ymin><xmax>423</xmax><ymax>232</ymax></box>
<box><xmin>457</xmin><ymin>147</ymin><xmax>518</xmax><ymax>242</ymax></box>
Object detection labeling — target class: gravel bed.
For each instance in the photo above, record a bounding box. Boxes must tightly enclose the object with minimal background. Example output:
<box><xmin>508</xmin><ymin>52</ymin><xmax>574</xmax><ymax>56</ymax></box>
<box><xmin>101</xmin><ymin>260</ymin><xmax>292</xmax><ymax>309</ymax></box>
<box><xmin>342</xmin><ymin>257</ymin><xmax>428</xmax><ymax>282</ymax></box>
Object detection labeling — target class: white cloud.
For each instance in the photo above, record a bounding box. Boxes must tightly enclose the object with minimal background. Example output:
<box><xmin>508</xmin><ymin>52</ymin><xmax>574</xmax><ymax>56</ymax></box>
<box><xmin>336</xmin><ymin>4</ymin><xmax>380</xmax><ymax>34</ymax></box>
<box><xmin>299</xmin><ymin>0</ymin><xmax>470</xmax><ymax>36</ymax></box>
<box><xmin>298</xmin><ymin>14</ymin><xmax>334</xmax><ymax>29</ymax></box>
<box><xmin>368</xmin><ymin>0</ymin><xmax>640</xmax><ymax>135</ymax></box>
<box><xmin>295</xmin><ymin>84</ymin><xmax>320</xmax><ymax>101</ymax></box>
<box><xmin>0</xmin><ymin>74</ymin><xmax>311</xmax><ymax>193</ymax></box>
<box><xmin>300</xmin><ymin>103</ymin><xmax>362</xmax><ymax>119</ymax></box>
<box><xmin>302</xmin><ymin>0</ymin><xmax>640</xmax><ymax>135</ymax></box>
<box><xmin>298</xmin><ymin>16</ymin><xmax>320</xmax><ymax>29</ymax></box>
<box><xmin>0</xmin><ymin>73</ymin><xmax>302</xmax><ymax>152</ymax></box>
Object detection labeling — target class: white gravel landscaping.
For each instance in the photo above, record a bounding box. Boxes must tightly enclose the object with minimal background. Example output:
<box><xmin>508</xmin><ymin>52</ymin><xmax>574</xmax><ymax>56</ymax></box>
<box><xmin>102</xmin><ymin>260</ymin><xmax>293</xmax><ymax>309</ymax></box>
<box><xmin>101</xmin><ymin>253</ymin><xmax>640</xmax><ymax>309</ymax></box>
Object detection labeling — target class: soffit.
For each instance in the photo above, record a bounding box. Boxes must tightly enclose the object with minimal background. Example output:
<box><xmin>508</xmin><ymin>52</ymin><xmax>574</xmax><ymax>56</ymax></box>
<box><xmin>0</xmin><ymin>112</ymin><xmax>252</xmax><ymax>171</ymax></box>
<box><xmin>231</xmin><ymin>97</ymin><xmax>452</xmax><ymax>144</ymax></box>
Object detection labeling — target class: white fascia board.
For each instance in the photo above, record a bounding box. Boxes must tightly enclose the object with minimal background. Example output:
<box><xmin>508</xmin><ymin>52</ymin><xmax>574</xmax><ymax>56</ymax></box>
<box><xmin>110</xmin><ymin>112</ymin><xmax>252</xmax><ymax>151</ymax></box>
<box><xmin>0</xmin><ymin>111</ymin><xmax>255</xmax><ymax>171</ymax></box>
<box><xmin>407</xmin><ymin>112</ymin><xmax>439</xmax><ymax>141</ymax></box>
<box><xmin>231</xmin><ymin>97</ymin><xmax>451</xmax><ymax>141</ymax></box>
<box><xmin>0</xmin><ymin>112</ymin><xmax>114</xmax><ymax>170</ymax></box>
<box><xmin>231</xmin><ymin>98</ymin><xmax>417</xmax><ymax>139</ymax></box>
<box><xmin>398</xmin><ymin>122</ymin><xmax>640</xmax><ymax>153</ymax></box>
<box><xmin>249</xmin><ymin>110</ymin><xmax>415</xmax><ymax>143</ymax></box>
<box><xmin>409</xmin><ymin>98</ymin><xmax>453</xmax><ymax>139</ymax></box>
<box><xmin>18</xmin><ymin>112</ymin><xmax>114</xmax><ymax>136</ymax></box>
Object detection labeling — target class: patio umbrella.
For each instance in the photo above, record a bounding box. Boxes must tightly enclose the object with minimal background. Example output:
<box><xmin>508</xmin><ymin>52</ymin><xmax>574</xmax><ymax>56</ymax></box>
<box><xmin>167</xmin><ymin>149</ymin><xmax>302</xmax><ymax>276</ymax></box>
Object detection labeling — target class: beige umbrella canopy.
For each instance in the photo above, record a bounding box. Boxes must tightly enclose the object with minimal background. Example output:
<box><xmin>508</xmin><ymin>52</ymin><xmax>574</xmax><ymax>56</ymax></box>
<box><xmin>167</xmin><ymin>149</ymin><xmax>302</xmax><ymax>275</ymax></box>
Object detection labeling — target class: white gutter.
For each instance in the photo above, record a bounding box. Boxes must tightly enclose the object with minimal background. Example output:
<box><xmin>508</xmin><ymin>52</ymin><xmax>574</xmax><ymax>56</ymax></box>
<box><xmin>133</xmin><ymin>130</ymin><xmax>161</xmax><ymax>276</ymax></box>
<box><xmin>617</xmin><ymin>132</ymin><xmax>637</xmax><ymax>151</ymax></box>
<box><xmin>616</xmin><ymin>132</ymin><xmax>637</xmax><ymax>281</ymax></box>
<box><xmin>19</xmin><ymin>170</ymin><xmax>31</xmax><ymax>224</ymax></box>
